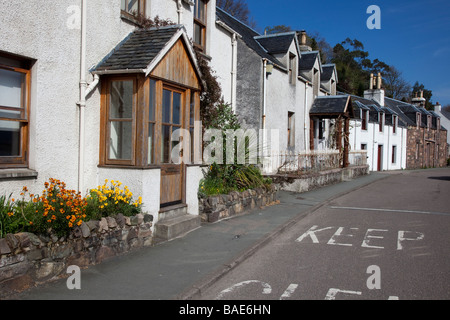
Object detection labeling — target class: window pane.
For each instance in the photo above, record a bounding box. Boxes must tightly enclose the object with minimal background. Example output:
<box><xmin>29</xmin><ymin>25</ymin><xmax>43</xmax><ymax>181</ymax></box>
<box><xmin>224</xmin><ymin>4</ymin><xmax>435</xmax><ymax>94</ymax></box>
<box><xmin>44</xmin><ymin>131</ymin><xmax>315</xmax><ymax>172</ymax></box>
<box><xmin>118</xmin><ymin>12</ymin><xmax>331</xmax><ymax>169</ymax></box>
<box><xmin>0</xmin><ymin>108</ymin><xmax>22</xmax><ymax>119</ymax></box>
<box><xmin>121</xmin><ymin>0</ymin><xmax>126</xmax><ymax>11</ymax></box>
<box><xmin>161</xmin><ymin>125</ymin><xmax>171</xmax><ymax>163</ymax></box>
<box><xmin>148</xmin><ymin>123</ymin><xmax>154</xmax><ymax>164</ymax></box>
<box><xmin>197</xmin><ymin>0</ymin><xmax>206</xmax><ymax>22</ymax></box>
<box><xmin>149</xmin><ymin>79</ymin><xmax>156</xmax><ymax>121</ymax></box>
<box><xmin>0</xmin><ymin>69</ymin><xmax>25</xmax><ymax>108</ymax></box>
<box><xmin>173</xmin><ymin>92</ymin><xmax>181</xmax><ymax>125</ymax></box>
<box><xmin>109</xmin><ymin>121</ymin><xmax>132</xmax><ymax>160</ymax></box>
<box><xmin>162</xmin><ymin>89</ymin><xmax>171</xmax><ymax>123</ymax></box>
<box><xmin>194</xmin><ymin>23</ymin><xmax>203</xmax><ymax>46</ymax></box>
<box><xmin>110</xmin><ymin>80</ymin><xmax>133</xmax><ymax>119</ymax></box>
<box><xmin>0</xmin><ymin>120</ymin><xmax>21</xmax><ymax>156</ymax></box>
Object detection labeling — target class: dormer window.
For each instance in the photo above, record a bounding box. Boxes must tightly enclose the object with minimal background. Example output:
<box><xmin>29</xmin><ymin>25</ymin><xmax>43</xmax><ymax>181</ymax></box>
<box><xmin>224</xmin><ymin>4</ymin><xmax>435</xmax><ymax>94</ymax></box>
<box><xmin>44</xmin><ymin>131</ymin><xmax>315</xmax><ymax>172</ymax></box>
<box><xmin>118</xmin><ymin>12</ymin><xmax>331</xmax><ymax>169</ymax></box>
<box><xmin>331</xmin><ymin>79</ymin><xmax>336</xmax><ymax>95</ymax></box>
<box><xmin>379</xmin><ymin>112</ymin><xmax>384</xmax><ymax>132</ymax></box>
<box><xmin>416</xmin><ymin>113</ymin><xmax>421</xmax><ymax>128</ymax></box>
<box><xmin>289</xmin><ymin>53</ymin><xmax>296</xmax><ymax>85</ymax></box>
<box><xmin>193</xmin><ymin>0</ymin><xmax>208</xmax><ymax>52</ymax></box>
<box><xmin>361</xmin><ymin>110</ymin><xmax>368</xmax><ymax>131</ymax></box>
<box><xmin>313</xmin><ymin>68</ymin><xmax>319</xmax><ymax>96</ymax></box>
<box><xmin>393</xmin><ymin>115</ymin><xmax>397</xmax><ymax>134</ymax></box>
<box><xmin>427</xmin><ymin>115</ymin><xmax>431</xmax><ymax>130</ymax></box>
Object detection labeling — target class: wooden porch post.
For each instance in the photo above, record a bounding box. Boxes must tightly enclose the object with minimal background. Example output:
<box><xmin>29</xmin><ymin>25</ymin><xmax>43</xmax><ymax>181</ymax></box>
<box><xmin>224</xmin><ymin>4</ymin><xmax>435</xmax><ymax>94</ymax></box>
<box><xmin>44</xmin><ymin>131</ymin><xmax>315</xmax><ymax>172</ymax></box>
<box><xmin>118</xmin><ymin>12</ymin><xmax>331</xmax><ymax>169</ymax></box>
<box><xmin>343</xmin><ymin>116</ymin><xmax>350</xmax><ymax>168</ymax></box>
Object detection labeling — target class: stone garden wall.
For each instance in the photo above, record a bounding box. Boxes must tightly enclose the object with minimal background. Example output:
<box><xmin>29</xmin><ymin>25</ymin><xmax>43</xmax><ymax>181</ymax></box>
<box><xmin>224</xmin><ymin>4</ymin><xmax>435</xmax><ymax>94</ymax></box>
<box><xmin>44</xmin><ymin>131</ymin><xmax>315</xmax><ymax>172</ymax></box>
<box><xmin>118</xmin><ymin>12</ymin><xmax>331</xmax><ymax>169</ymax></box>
<box><xmin>199</xmin><ymin>185</ymin><xmax>279</xmax><ymax>223</ymax></box>
<box><xmin>0</xmin><ymin>213</ymin><xmax>153</xmax><ymax>299</ymax></box>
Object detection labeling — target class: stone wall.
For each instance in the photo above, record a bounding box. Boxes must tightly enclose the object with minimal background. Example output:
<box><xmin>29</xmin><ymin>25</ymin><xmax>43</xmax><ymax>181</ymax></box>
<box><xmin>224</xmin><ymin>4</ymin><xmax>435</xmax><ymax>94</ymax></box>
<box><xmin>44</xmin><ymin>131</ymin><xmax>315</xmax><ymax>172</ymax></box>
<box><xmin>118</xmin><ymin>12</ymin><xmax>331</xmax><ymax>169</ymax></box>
<box><xmin>199</xmin><ymin>185</ymin><xmax>279</xmax><ymax>223</ymax></box>
<box><xmin>0</xmin><ymin>213</ymin><xmax>153</xmax><ymax>299</ymax></box>
<box><xmin>272</xmin><ymin>165</ymin><xmax>369</xmax><ymax>194</ymax></box>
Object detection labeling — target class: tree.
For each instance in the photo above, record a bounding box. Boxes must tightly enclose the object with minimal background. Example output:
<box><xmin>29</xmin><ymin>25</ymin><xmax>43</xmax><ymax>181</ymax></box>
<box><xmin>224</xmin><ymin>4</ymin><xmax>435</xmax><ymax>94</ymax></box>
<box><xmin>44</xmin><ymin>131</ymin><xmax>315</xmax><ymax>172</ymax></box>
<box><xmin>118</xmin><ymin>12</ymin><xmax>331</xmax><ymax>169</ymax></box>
<box><xmin>264</xmin><ymin>25</ymin><xmax>292</xmax><ymax>34</ymax></box>
<box><xmin>217</xmin><ymin>0</ymin><xmax>257</xmax><ymax>28</ymax></box>
<box><xmin>331</xmin><ymin>38</ymin><xmax>372</xmax><ymax>95</ymax></box>
<box><xmin>383</xmin><ymin>66</ymin><xmax>412</xmax><ymax>101</ymax></box>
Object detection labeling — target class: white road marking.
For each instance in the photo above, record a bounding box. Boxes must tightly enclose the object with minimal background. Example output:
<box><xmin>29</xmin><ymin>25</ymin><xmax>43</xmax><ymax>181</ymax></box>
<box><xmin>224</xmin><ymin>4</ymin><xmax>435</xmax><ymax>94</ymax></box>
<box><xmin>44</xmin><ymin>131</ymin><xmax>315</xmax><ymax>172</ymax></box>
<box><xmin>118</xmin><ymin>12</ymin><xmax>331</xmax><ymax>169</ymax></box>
<box><xmin>325</xmin><ymin>288</ymin><xmax>362</xmax><ymax>300</ymax></box>
<box><xmin>216</xmin><ymin>280</ymin><xmax>272</xmax><ymax>300</ymax></box>
<box><xmin>279</xmin><ymin>284</ymin><xmax>299</xmax><ymax>300</ymax></box>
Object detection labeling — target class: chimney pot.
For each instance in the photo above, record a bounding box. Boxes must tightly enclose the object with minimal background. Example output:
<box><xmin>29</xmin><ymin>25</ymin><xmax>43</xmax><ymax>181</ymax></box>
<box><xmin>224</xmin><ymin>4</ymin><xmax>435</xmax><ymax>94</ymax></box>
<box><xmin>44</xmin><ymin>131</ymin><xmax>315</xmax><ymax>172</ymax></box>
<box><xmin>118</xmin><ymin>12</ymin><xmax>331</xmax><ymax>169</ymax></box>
<box><xmin>300</xmin><ymin>30</ymin><xmax>307</xmax><ymax>46</ymax></box>
<box><xmin>369</xmin><ymin>73</ymin><xmax>374</xmax><ymax>90</ymax></box>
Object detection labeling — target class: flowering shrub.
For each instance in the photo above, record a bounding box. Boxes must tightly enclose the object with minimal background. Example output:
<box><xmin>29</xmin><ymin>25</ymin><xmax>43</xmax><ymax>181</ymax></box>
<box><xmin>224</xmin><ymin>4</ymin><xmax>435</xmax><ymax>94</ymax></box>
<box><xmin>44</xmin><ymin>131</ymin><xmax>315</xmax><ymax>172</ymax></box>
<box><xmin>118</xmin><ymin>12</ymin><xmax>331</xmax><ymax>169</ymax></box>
<box><xmin>0</xmin><ymin>178</ymin><xmax>143</xmax><ymax>238</ymax></box>
<box><xmin>86</xmin><ymin>179</ymin><xmax>142</xmax><ymax>220</ymax></box>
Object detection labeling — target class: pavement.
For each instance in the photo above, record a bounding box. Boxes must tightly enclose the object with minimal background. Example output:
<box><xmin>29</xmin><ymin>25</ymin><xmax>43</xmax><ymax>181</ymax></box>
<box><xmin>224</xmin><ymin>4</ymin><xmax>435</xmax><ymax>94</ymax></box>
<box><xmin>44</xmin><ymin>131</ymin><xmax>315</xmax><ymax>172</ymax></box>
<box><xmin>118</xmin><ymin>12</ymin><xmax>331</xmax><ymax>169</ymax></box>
<box><xmin>12</xmin><ymin>171</ymin><xmax>391</xmax><ymax>300</ymax></box>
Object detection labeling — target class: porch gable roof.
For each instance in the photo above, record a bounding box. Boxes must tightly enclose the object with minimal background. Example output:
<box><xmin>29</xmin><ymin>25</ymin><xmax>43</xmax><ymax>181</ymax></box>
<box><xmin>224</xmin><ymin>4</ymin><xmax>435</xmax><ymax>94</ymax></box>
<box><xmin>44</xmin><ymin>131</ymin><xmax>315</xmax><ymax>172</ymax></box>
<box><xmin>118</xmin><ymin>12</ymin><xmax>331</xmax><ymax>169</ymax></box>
<box><xmin>92</xmin><ymin>25</ymin><xmax>202</xmax><ymax>82</ymax></box>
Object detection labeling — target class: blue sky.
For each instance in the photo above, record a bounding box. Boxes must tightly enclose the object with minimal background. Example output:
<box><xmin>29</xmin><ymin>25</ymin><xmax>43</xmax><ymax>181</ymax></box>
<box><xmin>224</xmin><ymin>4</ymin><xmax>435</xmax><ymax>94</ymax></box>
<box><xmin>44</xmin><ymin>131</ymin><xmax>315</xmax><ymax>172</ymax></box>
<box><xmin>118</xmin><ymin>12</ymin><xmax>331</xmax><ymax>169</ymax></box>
<box><xmin>244</xmin><ymin>0</ymin><xmax>450</xmax><ymax>106</ymax></box>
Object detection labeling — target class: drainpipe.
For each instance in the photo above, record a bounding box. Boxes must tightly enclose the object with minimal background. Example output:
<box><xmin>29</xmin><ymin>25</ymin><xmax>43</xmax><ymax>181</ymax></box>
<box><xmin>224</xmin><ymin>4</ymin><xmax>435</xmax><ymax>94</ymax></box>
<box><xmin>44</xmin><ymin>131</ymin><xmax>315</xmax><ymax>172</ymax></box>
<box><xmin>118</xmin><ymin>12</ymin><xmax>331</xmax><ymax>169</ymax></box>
<box><xmin>177</xmin><ymin>0</ymin><xmax>183</xmax><ymax>24</ymax></box>
<box><xmin>77</xmin><ymin>0</ymin><xmax>100</xmax><ymax>193</ymax></box>
<box><xmin>262</xmin><ymin>59</ymin><xmax>267</xmax><ymax>130</ymax></box>
<box><xmin>304</xmin><ymin>84</ymin><xmax>309</xmax><ymax>151</ymax></box>
<box><xmin>77</xmin><ymin>0</ymin><xmax>88</xmax><ymax>194</ymax></box>
<box><xmin>231</xmin><ymin>33</ymin><xmax>237</xmax><ymax>112</ymax></box>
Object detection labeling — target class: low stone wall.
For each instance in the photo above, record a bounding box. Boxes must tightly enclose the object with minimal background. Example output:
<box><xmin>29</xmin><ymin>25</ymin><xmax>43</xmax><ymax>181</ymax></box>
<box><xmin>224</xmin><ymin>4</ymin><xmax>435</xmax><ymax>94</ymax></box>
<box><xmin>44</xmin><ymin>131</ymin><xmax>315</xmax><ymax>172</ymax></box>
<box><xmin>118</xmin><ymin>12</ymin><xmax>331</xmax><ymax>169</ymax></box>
<box><xmin>199</xmin><ymin>185</ymin><xmax>279</xmax><ymax>223</ymax></box>
<box><xmin>0</xmin><ymin>213</ymin><xmax>153</xmax><ymax>299</ymax></box>
<box><xmin>271</xmin><ymin>165</ymin><xmax>369</xmax><ymax>193</ymax></box>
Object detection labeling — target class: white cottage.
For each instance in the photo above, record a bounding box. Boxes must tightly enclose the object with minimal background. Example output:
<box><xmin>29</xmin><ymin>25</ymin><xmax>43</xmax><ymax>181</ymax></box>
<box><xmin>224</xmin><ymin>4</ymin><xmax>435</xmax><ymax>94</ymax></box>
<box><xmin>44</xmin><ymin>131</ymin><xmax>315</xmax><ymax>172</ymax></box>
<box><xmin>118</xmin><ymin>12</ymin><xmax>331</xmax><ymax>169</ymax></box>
<box><xmin>0</xmin><ymin>0</ymin><xmax>233</xmax><ymax>240</ymax></box>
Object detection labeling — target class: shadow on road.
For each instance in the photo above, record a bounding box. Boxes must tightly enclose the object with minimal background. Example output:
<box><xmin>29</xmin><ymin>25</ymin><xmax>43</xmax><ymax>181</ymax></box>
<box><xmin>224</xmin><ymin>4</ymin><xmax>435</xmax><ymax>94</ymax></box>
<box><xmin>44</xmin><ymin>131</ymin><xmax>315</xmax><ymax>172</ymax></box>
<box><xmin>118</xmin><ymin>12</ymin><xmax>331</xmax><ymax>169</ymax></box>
<box><xmin>428</xmin><ymin>176</ymin><xmax>450</xmax><ymax>181</ymax></box>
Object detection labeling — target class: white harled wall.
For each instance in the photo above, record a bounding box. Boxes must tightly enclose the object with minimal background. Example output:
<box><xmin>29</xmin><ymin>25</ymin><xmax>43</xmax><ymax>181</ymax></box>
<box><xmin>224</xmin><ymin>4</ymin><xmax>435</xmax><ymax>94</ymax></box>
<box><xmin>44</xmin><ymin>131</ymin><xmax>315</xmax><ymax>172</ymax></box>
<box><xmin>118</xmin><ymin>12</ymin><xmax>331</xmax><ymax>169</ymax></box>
<box><xmin>0</xmin><ymin>0</ymin><xmax>214</xmax><ymax>220</ymax></box>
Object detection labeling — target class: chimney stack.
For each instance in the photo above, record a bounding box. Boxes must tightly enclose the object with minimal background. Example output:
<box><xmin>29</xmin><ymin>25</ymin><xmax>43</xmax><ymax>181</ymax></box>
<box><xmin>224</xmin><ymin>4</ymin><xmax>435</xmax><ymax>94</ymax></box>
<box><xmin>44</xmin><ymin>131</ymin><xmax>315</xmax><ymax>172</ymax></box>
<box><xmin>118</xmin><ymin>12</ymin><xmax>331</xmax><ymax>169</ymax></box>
<box><xmin>364</xmin><ymin>73</ymin><xmax>385</xmax><ymax>106</ymax></box>
<box><xmin>435</xmin><ymin>102</ymin><xmax>441</xmax><ymax>112</ymax></box>
<box><xmin>298</xmin><ymin>30</ymin><xmax>312</xmax><ymax>52</ymax></box>
<box><xmin>412</xmin><ymin>89</ymin><xmax>426</xmax><ymax>108</ymax></box>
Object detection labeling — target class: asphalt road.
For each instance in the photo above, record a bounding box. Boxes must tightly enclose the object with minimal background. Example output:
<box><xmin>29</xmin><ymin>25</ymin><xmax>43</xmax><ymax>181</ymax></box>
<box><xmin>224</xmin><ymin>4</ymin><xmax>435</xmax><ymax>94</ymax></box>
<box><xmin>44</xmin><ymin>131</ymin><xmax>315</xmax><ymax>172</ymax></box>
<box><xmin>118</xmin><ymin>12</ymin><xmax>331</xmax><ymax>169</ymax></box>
<box><xmin>197</xmin><ymin>168</ymin><xmax>450</xmax><ymax>300</ymax></box>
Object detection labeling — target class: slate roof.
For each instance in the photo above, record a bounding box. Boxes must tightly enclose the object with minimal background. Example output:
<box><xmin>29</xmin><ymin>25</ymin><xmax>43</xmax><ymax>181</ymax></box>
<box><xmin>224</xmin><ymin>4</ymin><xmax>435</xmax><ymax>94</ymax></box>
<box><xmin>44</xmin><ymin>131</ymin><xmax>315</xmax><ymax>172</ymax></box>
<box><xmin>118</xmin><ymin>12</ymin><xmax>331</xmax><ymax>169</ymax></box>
<box><xmin>440</xmin><ymin>108</ymin><xmax>450</xmax><ymax>121</ymax></box>
<box><xmin>310</xmin><ymin>95</ymin><xmax>352</xmax><ymax>117</ymax></box>
<box><xmin>94</xmin><ymin>25</ymin><xmax>183</xmax><ymax>73</ymax></box>
<box><xmin>321</xmin><ymin>64</ymin><xmax>336</xmax><ymax>82</ymax></box>
<box><xmin>299</xmin><ymin>51</ymin><xmax>319</xmax><ymax>71</ymax></box>
<box><xmin>215</xmin><ymin>7</ymin><xmax>284</xmax><ymax>68</ymax></box>
<box><xmin>254</xmin><ymin>33</ymin><xmax>296</xmax><ymax>55</ymax></box>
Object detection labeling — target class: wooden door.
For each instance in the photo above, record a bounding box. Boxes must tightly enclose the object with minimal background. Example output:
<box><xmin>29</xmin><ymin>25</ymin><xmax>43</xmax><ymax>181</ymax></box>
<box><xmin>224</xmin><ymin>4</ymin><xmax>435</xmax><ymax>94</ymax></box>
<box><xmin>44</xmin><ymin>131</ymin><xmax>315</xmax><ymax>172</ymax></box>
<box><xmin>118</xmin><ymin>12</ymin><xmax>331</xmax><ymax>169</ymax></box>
<box><xmin>159</xmin><ymin>85</ymin><xmax>185</xmax><ymax>207</ymax></box>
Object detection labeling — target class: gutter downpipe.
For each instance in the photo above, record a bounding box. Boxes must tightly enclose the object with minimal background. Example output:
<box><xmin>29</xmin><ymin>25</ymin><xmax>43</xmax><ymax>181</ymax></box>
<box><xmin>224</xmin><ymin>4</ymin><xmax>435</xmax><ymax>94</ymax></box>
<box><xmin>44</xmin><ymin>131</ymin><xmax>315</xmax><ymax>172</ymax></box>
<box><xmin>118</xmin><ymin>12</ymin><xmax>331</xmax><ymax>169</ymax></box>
<box><xmin>231</xmin><ymin>33</ymin><xmax>237</xmax><ymax>112</ymax></box>
<box><xmin>78</xmin><ymin>0</ymin><xmax>88</xmax><ymax>194</ymax></box>
<box><xmin>177</xmin><ymin>0</ymin><xmax>183</xmax><ymax>24</ymax></box>
<box><xmin>304</xmin><ymin>83</ymin><xmax>309</xmax><ymax>151</ymax></box>
<box><xmin>262</xmin><ymin>59</ymin><xmax>267</xmax><ymax>170</ymax></box>
<box><xmin>77</xmin><ymin>0</ymin><xmax>100</xmax><ymax>193</ymax></box>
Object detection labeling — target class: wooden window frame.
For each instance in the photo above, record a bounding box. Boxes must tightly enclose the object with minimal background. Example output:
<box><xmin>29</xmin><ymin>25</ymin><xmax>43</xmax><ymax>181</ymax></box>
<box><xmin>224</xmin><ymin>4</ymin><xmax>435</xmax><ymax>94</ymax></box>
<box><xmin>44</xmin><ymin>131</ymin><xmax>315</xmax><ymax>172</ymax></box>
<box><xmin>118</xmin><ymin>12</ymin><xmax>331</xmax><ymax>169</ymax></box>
<box><xmin>287</xmin><ymin>112</ymin><xmax>295</xmax><ymax>148</ymax></box>
<box><xmin>0</xmin><ymin>58</ymin><xmax>31</xmax><ymax>169</ymax></box>
<box><xmin>160</xmin><ymin>84</ymin><xmax>185</xmax><ymax>164</ymax></box>
<box><xmin>100</xmin><ymin>75</ymin><xmax>138</xmax><ymax>167</ymax></box>
<box><xmin>100</xmin><ymin>75</ymin><xmax>201</xmax><ymax>168</ymax></box>
<box><xmin>193</xmin><ymin>0</ymin><xmax>208</xmax><ymax>52</ymax></box>
<box><xmin>121</xmin><ymin>0</ymin><xmax>146</xmax><ymax>19</ymax></box>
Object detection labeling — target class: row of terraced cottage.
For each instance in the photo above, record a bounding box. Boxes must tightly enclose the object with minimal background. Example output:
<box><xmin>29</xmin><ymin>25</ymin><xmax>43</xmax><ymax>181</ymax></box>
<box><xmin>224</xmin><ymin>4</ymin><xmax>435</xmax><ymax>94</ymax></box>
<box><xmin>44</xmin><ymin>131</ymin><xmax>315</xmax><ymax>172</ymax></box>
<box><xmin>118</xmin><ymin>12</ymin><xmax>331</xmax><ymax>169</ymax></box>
<box><xmin>1</xmin><ymin>1</ymin><xmax>448</xmax><ymax>239</ymax></box>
